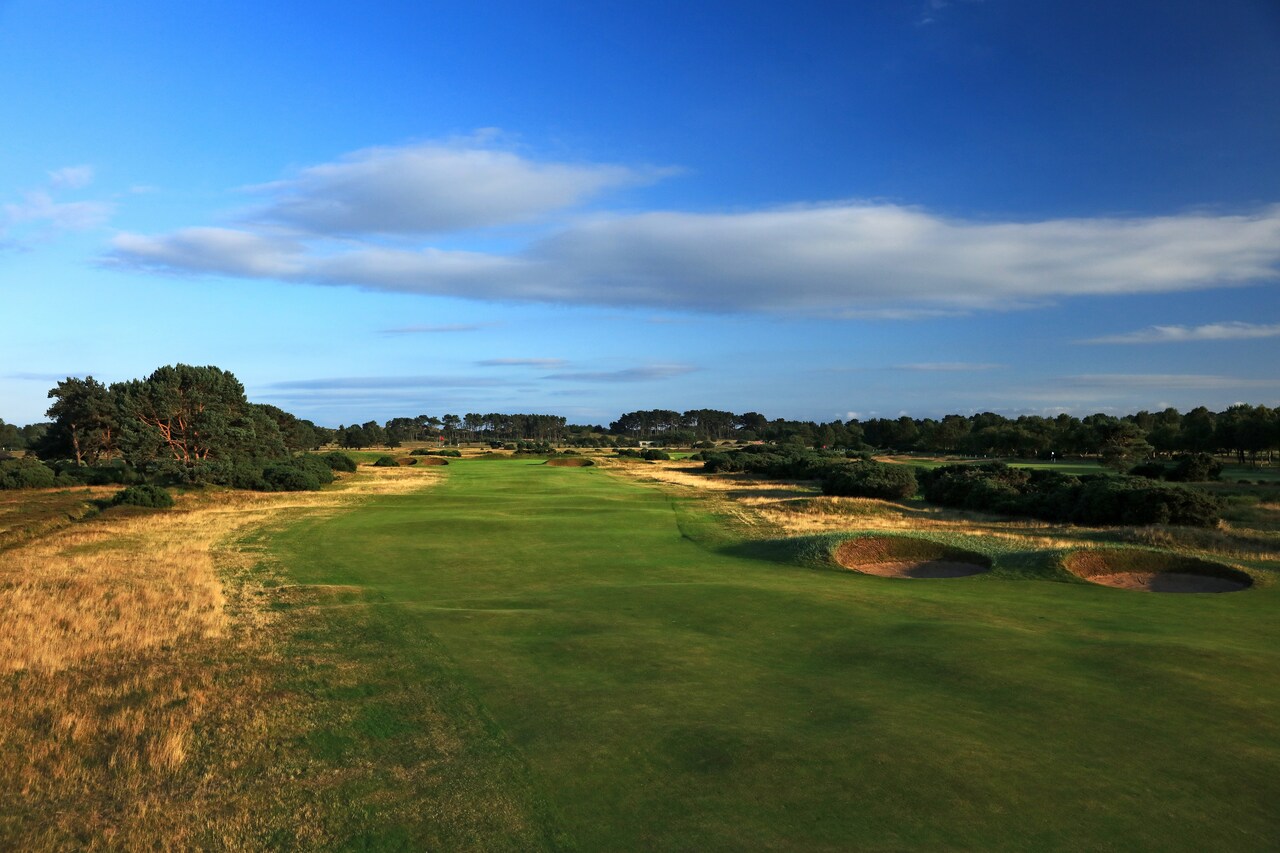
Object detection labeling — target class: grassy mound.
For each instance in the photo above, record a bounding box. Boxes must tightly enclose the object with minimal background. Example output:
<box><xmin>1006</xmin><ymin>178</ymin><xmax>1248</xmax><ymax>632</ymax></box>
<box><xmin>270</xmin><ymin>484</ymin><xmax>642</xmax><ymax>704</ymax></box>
<box><xmin>544</xmin><ymin>458</ymin><xmax>594</xmax><ymax>467</ymax></box>
<box><xmin>1063</xmin><ymin>547</ymin><xmax>1251</xmax><ymax>593</ymax></box>
<box><xmin>834</xmin><ymin>535</ymin><xmax>990</xmax><ymax>579</ymax></box>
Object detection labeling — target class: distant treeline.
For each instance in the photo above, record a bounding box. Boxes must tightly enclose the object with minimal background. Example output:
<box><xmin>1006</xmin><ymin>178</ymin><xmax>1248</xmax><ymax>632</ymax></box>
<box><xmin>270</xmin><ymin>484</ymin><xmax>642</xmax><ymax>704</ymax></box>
<box><xmin>4</xmin><ymin>368</ymin><xmax>1280</xmax><ymax>468</ymax></box>
<box><xmin>606</xmin><ymin>406</ymin><xmax>1280</xmax><ymax>465</ymax></box>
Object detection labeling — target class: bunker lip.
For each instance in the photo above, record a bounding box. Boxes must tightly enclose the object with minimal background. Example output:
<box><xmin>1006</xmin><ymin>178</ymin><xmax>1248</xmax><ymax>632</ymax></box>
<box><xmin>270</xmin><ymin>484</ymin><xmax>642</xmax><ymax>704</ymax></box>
<box><xmin>415</xmin><ymin>456</ymin><xmax>449</xmax><ymax>466</ymax></box>
<box><xmin>544</xmin><ymin>458</ymin><xmax>594</xmax><ymax>467</ymax></box>
<box><xmin>1064</xmin><ymin>548</ymin><xmax>1251</xmax><ymax>593</ymax></box>
<box><xmin>835</xmin><ymin>536</ymin><xmax>990</xmax><ymax>579</ymax></box>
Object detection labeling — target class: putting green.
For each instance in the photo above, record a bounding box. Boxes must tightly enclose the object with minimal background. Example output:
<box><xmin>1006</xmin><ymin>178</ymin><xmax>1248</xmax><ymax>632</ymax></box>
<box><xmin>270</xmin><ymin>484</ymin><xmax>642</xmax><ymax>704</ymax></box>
<box><xmin>265</xmin><ymin>459</ymin><xmax>1280</xmax><ymax>850</ymax></box>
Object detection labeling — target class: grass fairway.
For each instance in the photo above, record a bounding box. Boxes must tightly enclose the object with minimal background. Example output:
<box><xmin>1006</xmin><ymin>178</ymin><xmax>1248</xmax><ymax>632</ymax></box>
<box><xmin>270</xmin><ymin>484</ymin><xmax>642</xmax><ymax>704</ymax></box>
<box><xmin>264</xmin><ymin>459</ymin><xmax>1279</xmax><ymax>850</ymax></box>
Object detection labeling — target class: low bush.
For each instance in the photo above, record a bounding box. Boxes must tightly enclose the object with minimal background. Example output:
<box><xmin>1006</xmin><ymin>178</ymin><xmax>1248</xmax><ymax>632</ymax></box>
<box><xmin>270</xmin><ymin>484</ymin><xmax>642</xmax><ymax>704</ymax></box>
<box><xmin>701</xmin><ymin>446</ymin><xmax>849</xmax><ymax>480</ymax></box>
<box><xmin>0</xmin><ymin>456</ymin><xmax>59</xmax><ymax>490</ymax></box>
<box><xmin>371</xmin><ymin>455</ymin><xmax>400</xmax><ymax>468</ymax></box>
<box><xmin>262</xmin><ymin>456</ymin><xmax>336</xmax><ymax>491</ymax></box>
<box><xmin>111</xmin><ymin>483</ymin><xmax>174</xmax><ymax>508</ymax></box>
<box><xmin>1169</xmin><ymin>452</ymin><xmax>1223</xmax><ymax>482</ymax></box>
<box><xmin>641</xmin><ymin>449</ymin><xmax>670</xmax><ymax>461</ymax></box>
<box><xmin>820</xmin><ymin>461</ymin><xmax>918</xmax><ymax>500</ymax></box>
<box><xmin>318</xmin><ymin>451</ymin><xmax>357</xmax><ymax>472</ymax></box>
<box><xmin>919</xmin><ymin>462</ymin><xmax>1222</xmax><ymax>527</ymax></box>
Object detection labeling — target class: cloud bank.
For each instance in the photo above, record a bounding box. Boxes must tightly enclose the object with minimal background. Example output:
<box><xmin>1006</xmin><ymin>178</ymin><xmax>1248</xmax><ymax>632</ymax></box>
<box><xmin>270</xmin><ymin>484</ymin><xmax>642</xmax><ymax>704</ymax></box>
<box><xmin>104</xmin><ymin>139</ymin><xmax>1280</xmax><ymax>317</ymax></box>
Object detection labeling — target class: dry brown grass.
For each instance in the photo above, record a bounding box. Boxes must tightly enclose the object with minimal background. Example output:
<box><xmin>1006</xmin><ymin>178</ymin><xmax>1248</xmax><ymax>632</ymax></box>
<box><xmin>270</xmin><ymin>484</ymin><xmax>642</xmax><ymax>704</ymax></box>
<box><xmin>607</xmin><ymin>460</ymin><xmax>1261</xmax><ymax>559</ymax></box>
<box><xmin>0</xmin><ymin>466</ymin><xmax>442</xmax><ymax>848</ymax></box>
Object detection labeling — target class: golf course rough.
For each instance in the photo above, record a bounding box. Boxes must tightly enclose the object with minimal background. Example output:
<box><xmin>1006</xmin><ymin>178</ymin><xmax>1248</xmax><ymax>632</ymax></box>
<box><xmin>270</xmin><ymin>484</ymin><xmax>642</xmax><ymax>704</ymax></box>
<box><xmin>259</xmin><ymin>458</ymin><xmax>1279</xmax><ymax>851</ymax></box>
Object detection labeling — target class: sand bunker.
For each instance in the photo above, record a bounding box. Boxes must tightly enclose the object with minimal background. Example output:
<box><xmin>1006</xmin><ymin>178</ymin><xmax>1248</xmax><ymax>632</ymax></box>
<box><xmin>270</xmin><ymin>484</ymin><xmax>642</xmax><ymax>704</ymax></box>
<box><xmin>835</xmin><ymin>536</ymin><xmax>990</xmax><ymax>579</ymax></box>
<box><xmin>544</xmin><ymin>458</ymin><xmax>594</xmax><ymax>467</ymax></box>
<box><xmin>1064</xmin><ymin>548</ymin><xmax>1250</xmax><ymax>593</ymax></box>
<box><xmin>414</xmin><ymin>456</ymin><xmax>449</xmax><ymax>466</ymax></box>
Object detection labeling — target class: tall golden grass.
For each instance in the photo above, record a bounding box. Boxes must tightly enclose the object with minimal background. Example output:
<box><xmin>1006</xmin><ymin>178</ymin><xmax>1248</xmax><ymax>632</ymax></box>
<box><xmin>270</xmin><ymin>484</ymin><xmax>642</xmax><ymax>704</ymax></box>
<box><xmin>612</xmin><ymin>459</ymin><xmax>1279</xmax><ymax>560</ymax></box>
<box><xmin>0</xmin><ymin>466</ymin><xmax>440</xmax><ymax>847</ymax></box>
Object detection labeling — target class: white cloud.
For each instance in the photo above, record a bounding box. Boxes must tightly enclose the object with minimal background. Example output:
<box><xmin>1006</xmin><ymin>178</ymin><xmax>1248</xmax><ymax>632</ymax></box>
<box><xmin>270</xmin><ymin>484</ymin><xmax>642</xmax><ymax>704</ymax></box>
<box><xmin>247</xmin><ymin>139</ymin><xmax>665</xmax><ymax>235</ymax></box>
<box><xmin>4</xmin><ymin>192</ymin><xmax>112</xmax><ymax>231</ymax></box>
<box><xmin>108</xmin><ymin>194</ymin><xmax>1280</xmax><ymax>316</ymax></box>
<box><xmin>2</xmin><ymin>166</ymin><xmax>113</xmax><ymax>249</ymax></box>
<box><xmin>1082</xmin><ymin>321</ymin><xmax>1280</xmax><ymax>344</ymax></box>
<box><xmin>110</xmin><ymin>227</ymin><xmax>301</xmax><ymax>277</ymax></box>
<box><xmin>48</xmin><ymin>165</ymin><xmax>94</xmax><ymax>190</ymax></box>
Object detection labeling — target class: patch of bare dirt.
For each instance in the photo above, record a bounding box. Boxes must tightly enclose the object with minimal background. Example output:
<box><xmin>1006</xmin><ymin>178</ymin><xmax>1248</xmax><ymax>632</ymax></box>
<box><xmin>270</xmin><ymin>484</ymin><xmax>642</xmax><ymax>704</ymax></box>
<box><xmin>834</xmin><ymin>536</ymin><xmax>990</xmax><ymax>579</ymax></box>
<box><xmin>855</xmin><ymin>560</ymin><xmax>988</xmax><ymax>579</ymax></box>
<box><xmin>1063</xmin><ymin>547</ymin><xmax>1252</xmax><ymax>593</ymax></box>
<box><xmin>1083</xmin><ymin>571</ymin><xmax>1248</xmax><ymax>593</ymax></box>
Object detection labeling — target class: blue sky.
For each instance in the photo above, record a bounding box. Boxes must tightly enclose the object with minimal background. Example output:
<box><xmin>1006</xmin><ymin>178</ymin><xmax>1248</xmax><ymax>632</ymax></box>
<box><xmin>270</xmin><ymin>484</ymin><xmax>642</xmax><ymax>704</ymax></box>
<box><xmin>2</xmin><ymin>0</ymin><xmax>1279</xmax><ymax>426</ymax></box>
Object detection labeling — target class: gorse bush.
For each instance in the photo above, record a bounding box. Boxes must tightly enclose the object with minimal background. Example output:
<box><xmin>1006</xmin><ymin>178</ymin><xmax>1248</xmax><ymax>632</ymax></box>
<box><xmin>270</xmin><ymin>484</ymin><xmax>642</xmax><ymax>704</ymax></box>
<box><xmin>0</xmin><ymin>456</ymin><xmax>60</xmax><ymax>490</ymax></box>
<box><xmin>1171</xmin><ymin>452</ymin><xmax>1223</xmax><ymax>482</ymax></box>
<box><xmin>111</xmin><ymin>483</ymin><xmax>174</xmax><ymax>508</ymax></box>
<box><xmin>261</xmin><ymin>456</ymin><xmax>336</xmax><ymax>491</ymax></box>
<box><xmin>372</xmin><ymin>455</ymin><xmax>400</xmax><ymax>468</ymax></box>
<box><xmin>318</xmin><ymin>451</ymin><xmax>357</xmax><ymax>472</ymax></box>
<box><xmin>702</xmin><ymin>446</ymin><xmax>853</xmax><ymax>480</ymax></box>
<box><xmin>919</xmin><ymin>462</ymin><xmax>1222</xmax><ymax>527</ymax></box>
<box><xmin>820</xmin><ymin>461</ymin><xmax>918</xmax><ymax>500</ymax></box>
<box><xmin>1128</xmin><ymin>453</ymin><xmax>1222</xmax><ymax>483</ymax></box>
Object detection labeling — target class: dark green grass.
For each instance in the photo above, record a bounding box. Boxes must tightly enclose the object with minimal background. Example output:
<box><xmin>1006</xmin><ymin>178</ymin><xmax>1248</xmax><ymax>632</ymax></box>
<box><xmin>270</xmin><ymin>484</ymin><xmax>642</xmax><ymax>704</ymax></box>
<box><xmin>263</xmin><ymin>459</ymin><xmax>1280</xmax><ymax>851</ymax></box>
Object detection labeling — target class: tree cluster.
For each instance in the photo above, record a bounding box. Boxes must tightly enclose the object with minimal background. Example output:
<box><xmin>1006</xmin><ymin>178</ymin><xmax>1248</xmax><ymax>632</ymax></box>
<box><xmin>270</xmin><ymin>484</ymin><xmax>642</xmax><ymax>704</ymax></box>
<box><xmin>3</xmin><ymin>365</ymin><xmax>343</xmax><ymax>492</ymax></box>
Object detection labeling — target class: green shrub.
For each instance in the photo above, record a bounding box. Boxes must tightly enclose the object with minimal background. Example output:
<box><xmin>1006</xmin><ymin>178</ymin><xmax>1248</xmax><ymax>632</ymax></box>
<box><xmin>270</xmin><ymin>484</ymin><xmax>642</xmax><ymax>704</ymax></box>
<box><xmin>820</xmin><ymin>461</ymin><xmax>918</xmax><ymax>500</ymax></box>
<box><xmin>919</xmin><ymin>462</ymin><xmax>1222</xmax><ymax>528</ymax></box>
<box><xmin>1169</xmin><ymin>452</ymin><xmax>1223</xmax><ymax>482</ymax></box>
<box><xmin>318</xmin><ymin>451</ymin><xmax>357</xmax><ymax>472</ymax></box>
<box><xmin>1128</xmin><ymin>461</ymin><xmax>1171</xmax><ymax>479</ymax></box>
<box><xmin>641</xmin><ymin>449</ymin><xmax>670</xmax><ymax>461</ymax></box>
<box><xmin>112</xmin><ymin>483</ymin><xmax>174</xmax><ymax>508</ymax></box>
<box><xmin>0</xmin><ymin>457</ymin><xmax>57</xmax><ymax>489</ymax></box>
<box><xmin>372</xmin><ymin>455</ymin><xmax>400</xmax><ymax>468</ymax></box>
<box><xmin>262</xmin><ymin>456</ymin><xmax>335</xmax><ymax>491</ymax></box>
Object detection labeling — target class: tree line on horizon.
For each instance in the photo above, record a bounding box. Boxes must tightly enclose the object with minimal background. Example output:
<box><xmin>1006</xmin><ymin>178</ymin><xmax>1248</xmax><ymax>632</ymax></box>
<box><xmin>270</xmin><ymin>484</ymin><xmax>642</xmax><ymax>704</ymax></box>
<box><xmin>2</xmin><ymin>365</ymin><xmax>1279</xmax><ymax>469</ymax></box>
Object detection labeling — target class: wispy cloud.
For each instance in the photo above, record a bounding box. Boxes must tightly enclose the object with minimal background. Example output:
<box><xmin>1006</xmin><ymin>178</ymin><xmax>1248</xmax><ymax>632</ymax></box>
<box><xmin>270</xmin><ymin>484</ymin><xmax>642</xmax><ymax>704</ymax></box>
<box><xmin>545</xmin><ymin>364</ymin><xmax>697</xmax><ymax>383</ymax></box>
<box><xmin>891</xmin><ymin>362</ymin><xmax>1003</xmax><ymax>371</ymax></box>
<box><xmin>266</xmin><ymin>375</ymin><xmax>514</xmax><ymax>391</ymax></box>
<box><xmin>380</xmin><ymin>323</ymin><xmax>490</xmax><ymax>334</ymax></box>
<box><xmin>477</xmin><ymin>358</ymin><xmax>568</xmax><ymax>368</ymax></box>
<box><xmin>48</xmin><ymin>165</ymin><xmax>94</xmax><ymax>190</ymax></box>
<box><xmin>1064</xmin><ymin>374</ymin><xmax>1280</xmax><ymax>390</ymax></box>
<box><xmin>1082</xmin><ymin>321</ymin><xmax>1280</xmax><ymax>344</ymax></box>
<box><xmin>5</xmin><ymin>371</ymin><xmax>98</xmax><ymax>381</ymax></box>
<box><xmin>3</xmin><ymin>166</ymin><xmax>113</xmax><ymax>250</ymax></box>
